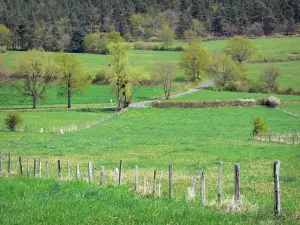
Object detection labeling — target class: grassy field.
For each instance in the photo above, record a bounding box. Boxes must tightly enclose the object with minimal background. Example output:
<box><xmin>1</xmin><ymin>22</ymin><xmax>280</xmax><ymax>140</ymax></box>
<box><xmin>0</xmin><ymin>107</ymin><xmax>299</xmax><ymax>223</ymax></box>
<box><xmin>0</xmin><ymin>85</ymin><xmax>182</xmax><ymax>109</ymax></box>
<box><xmin>279</xmin><ymin>104</ymin><xmax>300</xmax><ymax>113</ymax></box>
<box><xmin>172</xmin><ymin>89</ymin><xmax>300</xmax><ymax>102</ymax></box>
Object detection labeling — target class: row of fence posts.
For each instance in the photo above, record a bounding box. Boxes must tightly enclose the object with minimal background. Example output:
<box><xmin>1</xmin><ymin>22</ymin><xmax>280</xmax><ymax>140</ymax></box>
<box><xmin>0</xmin><ymin>152</ymin><xmax>281</xmax><ymax>216</ymax></box>
<box><xmin>252</xmin><ymin>133</ymin><xmax>300</xmax><ymax>145</ymax></box>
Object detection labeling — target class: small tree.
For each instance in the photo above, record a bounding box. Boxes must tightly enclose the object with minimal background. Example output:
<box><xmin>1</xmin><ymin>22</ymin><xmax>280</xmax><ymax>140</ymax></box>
<box><xmin>83</xmin><ymin>32</ymin><xmax>109</xmax><ymax>54</ymax></box>
<box><xmin>153</xmin><ymin>62</ymin><xmax>176</xmax><ymax>99</ymax></box>
<box><xmin>13</xmin><ymin>50</ymin><xmax>57</xmax><ymax>109</ymax></box>
<box><xmin>184</xmin><ymin>29</ymin><xmax>197</xmax><ymax>41</ymax></box>
<box><xmin>179</xmin><ymin>42</ymin><xmax>212</xmax><ymax>82</ymax></box>
<box><xmin>0</xmin><ymin>25</ymin><xmax>12</xmax><ymax>48</ymax></box>
<box><xmin>107</xmin><ymin>42</ymin><xmax>149</xmax><ymax>110</ymax></box>
<box><xmin>158</xmin><ymin>24</ymin><xmax>175</xmax><ymax>50</ymax></box>
<box><xmin>223</xmin><ymin>36</ymin><xmax>257</xmax><ymax>63</ymax></box>
<box><xmin>260</xmin><ymin>65</ymin><xmax>280</xmax><ymax>93</ymax></box>
<box><xmin>209</xmin><ymin>53</ymin><xmax>242</xmax><ymax>87</ymax></box>
<box><xmin>4</xmin><ymin>112</ymin><xmax>23</xmax><ymax>131</ymax></box>
<box><xmin>106</xmin><ymin>30</ymin><xmax>123</xmax><ymax>43</ymax></box>
<box><xmin>253</xmin><ymin>117</ymin><xmax>268</xmax><ymax>135</ymax></box>
<box><xmin>56</xmin><ymin>53</ymin><xmax>91</xmax><ymax>108</ymax></box>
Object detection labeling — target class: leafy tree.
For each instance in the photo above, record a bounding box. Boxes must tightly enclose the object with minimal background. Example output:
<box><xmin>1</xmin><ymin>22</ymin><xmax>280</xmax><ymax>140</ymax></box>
<box><xmin>106</xmin><ymin>30</ymin><xmax>123</xmax><ymax>43</ymax></box>
<box><xmin>56</xmin><ymin>54</ymin><xmax>91</xmax><ymax>108</ymax></box>
<box><xmin>179</xmin><ymin>43</ymin><xmax>212</xmax><ymax>82</ymax></box>
<box><xmin>184</xmin><ymin>29</ymin><xmax>197</xmax><ymax>41</ymax></box>
<box><xmin>13</xmin><ymin>50</ymin><xmax>57</xmax><ymax>109</ymax></box>
<box><xmin>223</xmin><ymin>36</ymin><xmax>257</xmax><ymax>63</ymax></box>
<box><xmin>107</xmin><ymin>42</ymin><xmax>149</xmax><ymax>110</ymax></box>
<box><xmin>4</xmin><ymin>112</ymin><xmax>23</xmax><ymax>132</ymax></box>
<box><xmin>83</xmin><ymin>32</ymin><xmax>109</xmax><ymax>54</ymax></box>
<box><xmin>191</xmin><ymin>19</ymin><xmax>206</xmax><ymax>36</ymax></box>
<box><xmin>153</xmin><ymin>62</ymin><xmax>176</xmax><ymax>100</ymax></box>
<box><xmin>158</xmin><ymin>24</ymin><xmax>175</xmax><ymax>50</ymax></box>
<box><xmin>209</xmin><ymin>53</ymin><xmax>242</xmax><ymax>87</ymax></box>
<box><xmin>253</xmin><ymin>117</ymin><xmax>268</xmax><ymax>135</ymax></box>
<box><xmin>0</xmin><ymin>25</ymin><xmax>12</xmax><ymax>47</ymax></box>
<box><xmin>260</xmin><ymin>65</ymin><xmax>280</xmax><ymax>93</ymax></box>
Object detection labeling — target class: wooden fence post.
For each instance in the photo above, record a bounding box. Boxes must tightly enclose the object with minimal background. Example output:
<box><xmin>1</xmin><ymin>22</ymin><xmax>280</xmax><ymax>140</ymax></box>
<box><xmin>135</xmin><ymin>165</ymin><xmax>139</xmax><ymax>192</ymax></box>
<box><xmin>27</xmin><ymin>152</ymin><xmax>30</xmax><ymax>177</ymax></box>
<box><xmin>192</xmin><ymin>176</ymin><xmax>197</xmax><ymax>198</ymax></box>
<box><xmin>274</xmin><ymin>160</ymin><xmax>280</xmax><ymax>216</ymax></box>
<box><xmin>76</xmin><ymin>164</ymin><xmax>80</xmax><ymax>180</ymax></box>
<box><xmin>88</xmin><ymin>162</ymin><xmax>93</xmax><ymax>183</ymax></box>
<box><xmin>67</xmin><ymin>161</ymin><xmax>71</xmax><ymax>180</ymax></box>
<box><xmin>0</xmin><ymin>152</ymin><xmax>2</xmax><ymax>173</ymax></box>
<box><xmin>118</xmin><ymin>159</ymin><xmax>123</xmax><ymax>186</ymax></box>
<box><xmin>8</xmin><ymin>152</ymin><xmax>11</xmax><ymax>174</ymax></box>
<box><xmin>153</xmin><ymin>169</ymin><xmax>157</xmax><ymax>194</ymax></box>
<box><xmin>33</xmin><ymin>158</ymin><xmax>37</xmax><ymax>178</ymax></box>
<box><xmin>234</xmin><ymin>164</ymin><xmax>240</xmax><ymax>205</ymax></box>
<box><xmin>45</xmin><ymin>161</ymin><xmax>49</xmax><ymax>178</ymax></box>
<box><xmin>169</xmin><ymin>164</ymin><xmax>173</xmax><ymax>200</ymax></box>
<box><xmin>100</xmin><ymin>166</ymin><xmax>104</xmax><ymax>186</ymax></box>
<box><xmin>200</xmin><ymin>169</ymin><xmax>206</xmax><ymax>205</ymax></box>
<box><xmin>58</xmin><ymin>160</ymin><xmax>62</xmax><ymax>180</ymax></box>
<box><xmin>218</xmin><ymin>161</ymin><xmax>222</xmax><ymax>205</ymax></box>
<box><xmin>38</xmin><ymin>158</ymin><xmax>42</xmax><ymax>178</ymax></box>
<box><xmin>19</xmin><ymin>157</ymin><xmax>23</xmax><ymax>176</ymax></box>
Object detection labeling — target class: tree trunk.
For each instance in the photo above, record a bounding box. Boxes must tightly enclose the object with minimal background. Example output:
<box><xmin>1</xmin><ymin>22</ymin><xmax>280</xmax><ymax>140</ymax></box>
<box><xmin>68</xmin><ymin>82</ymin><xmax>71</xmax><ymax>109</ymax></box>
<box><xmin>33</xmin><ymin>95</ymin><xmax>37</xmax><ymax>109</ymax></box>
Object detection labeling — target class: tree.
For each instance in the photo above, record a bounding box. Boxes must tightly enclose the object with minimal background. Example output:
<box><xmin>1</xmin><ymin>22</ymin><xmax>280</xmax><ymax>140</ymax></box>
<box><xmin>13</xmin><ymin>50</ymin><xmax>57</xmax><ymax>109</ymax></box>
<box><xmin>0</xmin><ymin>25</ymin><xmax>12</xmax><ymax>47</ymax></box>
<box><xmin>208</xmin><ymin>53</ymin><xmax>242</xmax><ymax>87</ymax></box>
<box><xmin>106</xmin><ymin>30</ymin><xmax>123</xmax><ymax>43</ymax></box>
<box><xmin>83</xmin><ymin>32</ymin><xmax>109</xmax><ymax>54</ymax></box>
<box><xmin>153</xmin><ymin>62</ymin><xmax>176</xmax><ymax>100</ymax></box>
<box><xmin>56</xmin><ymin>54</ymin><xmax>91</xmax><ymax>108</ymax></box>
<box><xmin>158</xmin><ymin>24</ymin><xmax>175</xmax><ymax>50</ymax></box>
<box><xmin>183</xmin><ymin>29</ymin><xmax>197</xmax><ymax>41</ymax></box>
<box><xmin>223</xmin><ymin>36</ymin><xmax>257</xmax><ymax>63</ymax></box>
<box><xmin>179</xmin><ymin>43</ymin><xmax>212</xmax><ymax>82</ymax></box>
<box><xmin>107</xmin><ymin>42</ymin><xmax>149</xmax><ymax>110</ymax></box>
<box><xmin>259</xmin><ymin>65</ymin><xmax>280</xmax><ymax>93</ymax></box>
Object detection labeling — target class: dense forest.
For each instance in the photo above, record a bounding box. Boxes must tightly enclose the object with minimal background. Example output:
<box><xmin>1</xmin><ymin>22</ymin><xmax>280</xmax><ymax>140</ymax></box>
<box><xmin>0</xmin><ymin>0</ymin><xmax>299</xmax><ymax>52</ymax></box>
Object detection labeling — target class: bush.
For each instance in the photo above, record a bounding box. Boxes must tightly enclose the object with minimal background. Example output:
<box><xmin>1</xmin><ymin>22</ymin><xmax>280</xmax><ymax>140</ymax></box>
<box><xmin>4</xmin><ymin>112</ymin><xmax>23</xmax><ymax>131</ymax></box>
<box><xmin>266</xmin><ymin>96</ymin><xmax>280</xmax><ymax>108</ymax></box>
<box><xmin>0</xmin><ymin>46</ymin><xmax>7</xmax><ymax>53</ymax></box>
<box><xmin>92</xmin><ymin>69</ymin><xmax>109</xmax><ymax>84</ymax></box>
<box><xmin>252</xmin><ymin>117</ymin><xmax>268</xmax><ymax>135</ymax></box>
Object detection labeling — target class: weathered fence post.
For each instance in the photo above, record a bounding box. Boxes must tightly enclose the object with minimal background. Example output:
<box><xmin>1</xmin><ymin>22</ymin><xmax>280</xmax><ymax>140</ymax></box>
<box><xmin>38</xmin><ymin>158</ymin><xmax>42</xmax><ymax>178</ymax></box>
<box><xmin>19</xmin><ymin>157</ymin><xmax>23</xmax><ymax>176</ymax></box>
<box><xmin>192</xmin><ymin>176</ymin><xmax>197</xmax><ymax>198</ymax></box>
<box><xmin>27</xmin><ymin>152</ymin><xmax>30</xmax><ymax>177</ymax></box>
<box><xmin>45</xmin><ymin>161</ymin><xmax>49</xmax><ymax>178</ymax></box>
<box><xmin>100</xmin><ymin>166</ymin><xmax>104</xmax><ymax>186</ymax></box>
<box><xmin>274</xmin><ymin>160</ymin><xmax>280</xmax><ymax>216</ymax></box>
<box><xmin>33</xmin><ymin>158</ymin><xmax>37</xmax><ymax>178</ymax></box>
<box><xmin>88</xmin><ymin>162</ymin><xmax>93</xmax><ymax>183</ymax></box>
<box><xmin>135</xmin><ymin>165</ymin><xmax>139</xmax><ymax>192</ymax></box>
<box><xmin>76</xmin><ymin>164</ymin><xmax>80</xmax><ymax>180</ymax></box>
<box><xmin>200</xmin><ymin>169</ymin><xmax>206</xmax><ymax>205</ymax></box>
<box><xmin>0</xmin><ymin>152</ymin><xmax>2</xmax><ymax>173</ymax></box>
<box><xmin>118</xmin><ymin>159</ymin><xmax>123</xmax><ymax>186</ymax></box>
<box><xmin>169</xmin><ymin>164</ymin><xmax>173</xmax><ymax>200</ymax></box>
<box><xmin>234</xmin><ymin>164</ymin><xmax>240</xmax><ymax>205</ymax></box>
<box><xmin>153</xmin><ymin>169</ymin><xmax>157</xmax><ymax>194</ymax></box>
<box><xmin>58</xmin><ymin>160</ymin><xmax>62</xmax><ymax>180</ymax></box>
<box><xmin>292</xmin><ymin>137</ymin><xmax>295</xmax><ymax>145</ymax></box>
<box><xmin>8</xmin><ymin>152</ymin><xmax>11</xmax><ymax>174</ymax></box>
<box><xmin>67</xmin><ymin>161</ymin><xmax>71</xmax><ymax>180</ymax></box>
<box><xmin>218</xmin><ymin>161</ymin><xmax>222</xmax><ymax>205</ymax></box>
<box><xmin>158</xmin><ymin>183</ymin><xmax>161</xmax><ymax>197</ymax></box>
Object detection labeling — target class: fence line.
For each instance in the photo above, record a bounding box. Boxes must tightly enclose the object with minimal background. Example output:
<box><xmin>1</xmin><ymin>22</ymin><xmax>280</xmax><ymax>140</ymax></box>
<box><xmin>252</xmin><ymin>132</ymin><xmax>300</xmax><ymax>145</ymax></box>
<box><xmin>276</xmin><ymin>108</ymin><xmax>300</xmax><ymax>118</ymax></box>
<box><xmin>0</xmin><ymin>151</ymin><xmax>283</xmax><ymax>216</ymax></box>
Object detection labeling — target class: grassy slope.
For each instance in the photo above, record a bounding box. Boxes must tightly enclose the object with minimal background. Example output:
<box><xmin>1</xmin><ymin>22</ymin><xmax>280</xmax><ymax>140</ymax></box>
<box><xmin>172</xmin><ymin>89</ymin><xmax>300</xmax><ymax>102</ymax></box>
<box><xmin>279</xmin><ymin>104</ymin><xmax>300</xmax><ymax>113</ymax></box>
<box><xmin>0</xmin><ymin>107</ymin><xmax>299</xmax><ymax>223</ymax></box>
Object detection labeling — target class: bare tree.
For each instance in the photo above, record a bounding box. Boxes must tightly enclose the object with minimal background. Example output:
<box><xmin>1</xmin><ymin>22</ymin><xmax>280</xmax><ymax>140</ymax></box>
<box><xmin>153</xmin><ymin>62</ymin><xmax>176</xmax><ymax>100</ymax></box>
<box><xmin>260</xmin><ymin>65</ymin><xmax>280</xmax><ymax>93</ymax></box>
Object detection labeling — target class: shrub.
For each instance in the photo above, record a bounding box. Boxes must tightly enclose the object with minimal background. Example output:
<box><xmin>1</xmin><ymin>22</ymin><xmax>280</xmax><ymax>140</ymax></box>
<box><xmin>4</xmin><ymin>112</ymin><xmax>23</xmax><ymax>131</ymax></box>
<box><xmin>252</xmin><ymin>117</ymin><xmax>268</xmax><ymax>135</ymax></box>
<box><xmin>266</xmin><ymin>96</ymin><xmax>280</xmax><ymax>108</ymax></box>
<box><xmin>93</xmin><ymin>69</ymin><xmax>109</xmax><ymax>84</ymax></box>
<box><xmin>0</xmin><ymin>46</ymin><xmax>7</xmax><ymax>53</ymax></box>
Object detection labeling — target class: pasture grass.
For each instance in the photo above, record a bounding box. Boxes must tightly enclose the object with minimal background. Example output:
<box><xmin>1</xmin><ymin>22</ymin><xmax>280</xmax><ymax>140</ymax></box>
<box><xmin>0</xmin><ymin>107</ymin><xmax>299</xmax><ymax>223</ymax></box>
<box><xmin>279</xmin><ymin>104</ymin><xmax>300</xmax><ymax>113</ymax></box>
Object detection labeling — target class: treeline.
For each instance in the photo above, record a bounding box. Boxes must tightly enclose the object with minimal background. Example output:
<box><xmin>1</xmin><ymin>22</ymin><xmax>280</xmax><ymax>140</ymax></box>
<box><xmin>0</xmin><ymin>0</ymin><xmax>299</xmax><ymax>52</ymax></box>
